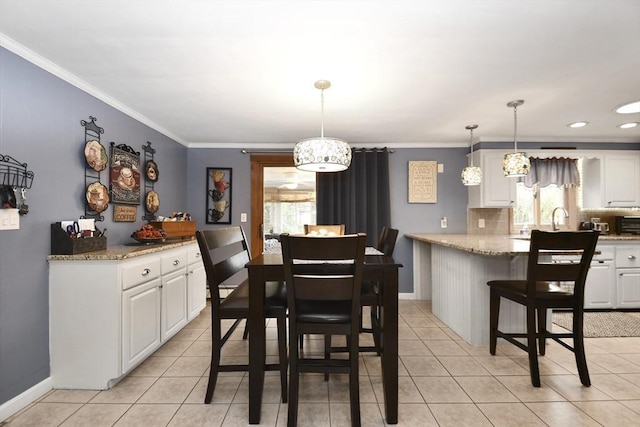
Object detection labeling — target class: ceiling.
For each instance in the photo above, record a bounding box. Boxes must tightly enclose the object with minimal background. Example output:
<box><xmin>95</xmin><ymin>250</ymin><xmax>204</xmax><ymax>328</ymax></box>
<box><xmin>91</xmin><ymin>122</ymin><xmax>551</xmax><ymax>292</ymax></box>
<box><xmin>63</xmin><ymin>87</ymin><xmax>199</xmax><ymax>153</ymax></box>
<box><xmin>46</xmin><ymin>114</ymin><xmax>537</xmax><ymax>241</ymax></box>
<box><xmin>1</xmin><ymin>0</ymin><xmax>639</xmax><ymax>148</ymax></box>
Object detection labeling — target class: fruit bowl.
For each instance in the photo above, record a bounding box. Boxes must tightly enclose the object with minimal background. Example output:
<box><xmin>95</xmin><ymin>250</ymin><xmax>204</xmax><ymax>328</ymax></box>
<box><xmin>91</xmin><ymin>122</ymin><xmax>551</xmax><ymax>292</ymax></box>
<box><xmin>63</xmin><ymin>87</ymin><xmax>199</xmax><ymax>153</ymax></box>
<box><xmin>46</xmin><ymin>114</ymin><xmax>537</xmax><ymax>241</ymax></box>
<box><xmin>131</xmin><ymin>224</ymin><xmax>166</xmax><ymax>243</ymax></box>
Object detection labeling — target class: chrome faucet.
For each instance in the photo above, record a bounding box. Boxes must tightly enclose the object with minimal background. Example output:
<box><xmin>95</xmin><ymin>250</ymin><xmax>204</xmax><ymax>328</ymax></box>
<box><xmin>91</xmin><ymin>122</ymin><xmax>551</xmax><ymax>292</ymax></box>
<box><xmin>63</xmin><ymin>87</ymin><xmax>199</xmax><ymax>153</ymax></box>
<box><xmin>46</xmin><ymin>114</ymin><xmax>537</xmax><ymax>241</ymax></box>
<box><xmin>551</xmin><ymin>207</ymin><xmax>569</xmax><ymax>231</ymax></box>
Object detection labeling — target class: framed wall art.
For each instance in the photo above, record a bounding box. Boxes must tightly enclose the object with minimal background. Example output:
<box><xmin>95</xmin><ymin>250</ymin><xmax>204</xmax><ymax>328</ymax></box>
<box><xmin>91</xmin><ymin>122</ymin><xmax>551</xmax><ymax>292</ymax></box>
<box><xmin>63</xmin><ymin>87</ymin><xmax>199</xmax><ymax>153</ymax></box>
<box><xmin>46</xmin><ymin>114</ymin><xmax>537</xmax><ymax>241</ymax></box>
<box><xmin>109</xmin><ymin>143</ymin><xmax>141</xmax><ymax>205</ymax></box>
<box><xmin>206</xmin><ymin>167</ymin><xmax>232</xmax><ymax>224</ymax></box>
<box><xmin>408</xmin><ymin>160</ymin><xmax>437</xmax><ymax>203</ymax></box>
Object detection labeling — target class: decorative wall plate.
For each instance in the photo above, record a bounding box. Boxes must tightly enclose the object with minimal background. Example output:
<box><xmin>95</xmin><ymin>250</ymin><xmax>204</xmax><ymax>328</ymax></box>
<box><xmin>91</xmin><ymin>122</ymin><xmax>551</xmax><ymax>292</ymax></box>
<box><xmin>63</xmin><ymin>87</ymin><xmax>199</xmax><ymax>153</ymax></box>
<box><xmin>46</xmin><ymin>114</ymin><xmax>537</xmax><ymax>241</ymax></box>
<box><xmin>145</xmin><ymin>190</ymin><xmax>160</xmax><ymax>213</ymax></box>
<box><xmin>84</xmin><ymin>140</ymin><xmax>108</xmax><ymax>172</ymax></box>
<box><xmin>145</xmin><ymin>160</ymin><xmax>159</xmax><ymax>182</ymax></box>
<box><xmin>86</xmin><ymin>181</ymin><xmax>109</xmax><ymax>213</ymax></box>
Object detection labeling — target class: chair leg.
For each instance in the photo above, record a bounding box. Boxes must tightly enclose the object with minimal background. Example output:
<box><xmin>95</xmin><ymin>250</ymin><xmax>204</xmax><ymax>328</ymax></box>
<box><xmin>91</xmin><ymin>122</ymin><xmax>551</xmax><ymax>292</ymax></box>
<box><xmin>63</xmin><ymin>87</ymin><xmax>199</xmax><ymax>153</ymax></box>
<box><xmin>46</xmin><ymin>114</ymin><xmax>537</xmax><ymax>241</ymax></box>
<box><xmin>526</xmin><ymin>305</ymin><xmax>541</xmax><ymax>387</ymax></box>
<box><xmin>370</xmin><ymin>305</ymin><xmax>381</xmax><ymax>355</ymax></box>
<box><xmin>489</xmin><ymin>290</ymin><xmax>500</xmax><ymax>355</ymax></box>
<box><xmin>572</xmin><ymin>309</ymin><xmax>591</xmax><ymax>386</ymax></box>
<box><xmin>242</xmin><ymin>319</ymin><xmax>249</xmax><ymax>340</ymax></box>
<box><xmin>288</xmin><ymin>331</ymin><xmax>300</xmax><ymax>427</ymax></box>
<box><xmin>324</xmin><ymin>334</ymin><xmax>331</xmax><ymax>381</ymax></box>
<box><xmin>349</xmin><ymin>333</ymin><xmax>361</xmax><ymax>427</ymax></box>
<box><xmin>537</xmin><ymin>307</ymin><xmax>547</xmax><ymax>356</ymax></box>
<box><xmin>204</xmin><ymin>340</ymin><xmax>221</xmax><ymax>403</ymax></box>
<box><xmin>277</xmin><ymin>312</ymin><xmax>288</xmax><ymax>403</ymax></box>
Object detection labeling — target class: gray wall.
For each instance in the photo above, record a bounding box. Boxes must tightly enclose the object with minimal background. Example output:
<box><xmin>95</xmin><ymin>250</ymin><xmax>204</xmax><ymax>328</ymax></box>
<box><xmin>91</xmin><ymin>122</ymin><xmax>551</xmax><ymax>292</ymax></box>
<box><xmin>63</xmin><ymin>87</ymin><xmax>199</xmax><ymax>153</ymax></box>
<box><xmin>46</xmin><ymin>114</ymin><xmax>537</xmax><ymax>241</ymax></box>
<box><xmin>0</xmin><ymin>47</ymin><xmax>188</xmax><ymax>404</ymax></box>
<box><xmin>0</xmin><ymin>45</ymin><xmax>470</xmax><ymax>406</ymax></box>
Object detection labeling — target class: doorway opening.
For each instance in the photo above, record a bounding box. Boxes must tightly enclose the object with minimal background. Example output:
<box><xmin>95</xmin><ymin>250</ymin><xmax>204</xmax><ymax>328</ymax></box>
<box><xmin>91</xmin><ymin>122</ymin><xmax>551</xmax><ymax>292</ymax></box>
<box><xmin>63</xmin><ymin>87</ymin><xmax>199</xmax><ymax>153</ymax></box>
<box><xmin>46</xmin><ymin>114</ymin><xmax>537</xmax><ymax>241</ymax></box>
<box><xmin>249</xmin><ymin>155</ymin><xmax>316</xmax><ymax>258</ymax></box>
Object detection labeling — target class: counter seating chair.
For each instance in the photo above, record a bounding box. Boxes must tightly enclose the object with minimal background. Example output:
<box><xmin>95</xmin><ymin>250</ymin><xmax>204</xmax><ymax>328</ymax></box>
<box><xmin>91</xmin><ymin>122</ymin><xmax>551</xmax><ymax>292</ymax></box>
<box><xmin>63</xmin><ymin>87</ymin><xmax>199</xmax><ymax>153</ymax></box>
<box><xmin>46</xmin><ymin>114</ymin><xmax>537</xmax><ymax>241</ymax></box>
<box><xmin>196</xmin><ymin>226</ymin><xmax>288</xmax><ymax>404</ymax></box>
<box><xmin>304</xmin><ymin>224</ymin><xmax>346</xmax><ymax>236</ymax></box>
<box><xmin>487</xmin><ymin>230</ymin><xmax>600</xmax><ymax>387</ymax></box>
<box><xmin>281</xmin><ymin>233</ymin><xmax>367</xmax><ymax>427</ymax></box>
<box><xmin>359</xmin><ymin>226</ymin><xmax>398</xmax><ymax>354</ymax></box>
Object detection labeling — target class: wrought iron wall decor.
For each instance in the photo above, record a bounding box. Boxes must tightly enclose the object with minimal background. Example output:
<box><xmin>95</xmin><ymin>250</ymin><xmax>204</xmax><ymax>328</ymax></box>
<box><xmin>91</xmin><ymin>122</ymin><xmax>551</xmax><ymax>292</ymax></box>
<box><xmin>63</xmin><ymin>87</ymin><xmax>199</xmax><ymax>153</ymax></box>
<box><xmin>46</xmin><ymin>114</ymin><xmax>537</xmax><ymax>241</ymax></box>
<box><xmin>141</xmin><ymin>141</ymin><xmax>159</xmax><ymax>221</ymax></box>
<box><xmin>81</xmin><ymin>116</ymin><xmax>107</xmax><ymax>221</ymax></box>
<box><xmin>206</xmin><ymin>167</ymin><xmax>232</xmax><ymax>224</ymax></box>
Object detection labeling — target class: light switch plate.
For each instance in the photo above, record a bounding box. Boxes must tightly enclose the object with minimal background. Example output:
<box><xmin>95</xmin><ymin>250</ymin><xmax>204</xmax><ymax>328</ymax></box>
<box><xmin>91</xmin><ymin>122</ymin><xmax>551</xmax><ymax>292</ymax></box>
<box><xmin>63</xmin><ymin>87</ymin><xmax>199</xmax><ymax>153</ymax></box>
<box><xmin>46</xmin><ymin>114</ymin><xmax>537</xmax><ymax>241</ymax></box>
<box><xmin>240</xmin><ymin>213</ymin><xmax>247</xmax><ymax>223</ymax></box>
<box><xmin>0</xmin><ymin>208</ymin><xmax>20</xmax><ymax>230</ymax></box>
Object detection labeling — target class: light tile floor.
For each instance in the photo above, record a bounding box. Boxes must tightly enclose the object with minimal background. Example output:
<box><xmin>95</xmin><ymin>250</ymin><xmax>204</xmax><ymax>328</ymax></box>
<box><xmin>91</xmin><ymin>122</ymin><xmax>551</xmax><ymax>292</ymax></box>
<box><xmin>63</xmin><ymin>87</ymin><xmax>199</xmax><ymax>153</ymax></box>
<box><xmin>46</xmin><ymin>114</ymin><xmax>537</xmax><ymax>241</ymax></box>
<box><xmin>4</xmin><ymin>301</ymin><xmax>640</xmax><ymax>426</ymax></box>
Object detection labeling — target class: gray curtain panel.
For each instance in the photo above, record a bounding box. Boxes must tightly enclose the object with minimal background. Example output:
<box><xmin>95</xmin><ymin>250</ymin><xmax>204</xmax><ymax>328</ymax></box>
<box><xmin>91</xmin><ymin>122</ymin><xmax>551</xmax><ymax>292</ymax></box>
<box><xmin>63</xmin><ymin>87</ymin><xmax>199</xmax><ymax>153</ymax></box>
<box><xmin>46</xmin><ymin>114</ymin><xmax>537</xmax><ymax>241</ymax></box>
<box><xmin>316</xmin><ymin>148</ymin><xmax>391</xmax><ymax>246</ymax></box>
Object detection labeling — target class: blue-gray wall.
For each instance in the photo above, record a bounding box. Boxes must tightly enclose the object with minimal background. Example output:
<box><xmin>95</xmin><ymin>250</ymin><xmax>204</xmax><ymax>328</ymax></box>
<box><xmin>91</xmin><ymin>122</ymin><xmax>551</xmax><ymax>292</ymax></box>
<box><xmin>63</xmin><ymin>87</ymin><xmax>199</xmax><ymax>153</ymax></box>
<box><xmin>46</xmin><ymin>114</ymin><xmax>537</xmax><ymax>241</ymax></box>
<box><xmin>0</xmin><ymin>47</ymin><xmax>188</xmax><ymax>404</ymax></box>
<box><xmin>0</xmin><ymin>45</ymin><xmax>470</xmax><ymax>406</ymax></box>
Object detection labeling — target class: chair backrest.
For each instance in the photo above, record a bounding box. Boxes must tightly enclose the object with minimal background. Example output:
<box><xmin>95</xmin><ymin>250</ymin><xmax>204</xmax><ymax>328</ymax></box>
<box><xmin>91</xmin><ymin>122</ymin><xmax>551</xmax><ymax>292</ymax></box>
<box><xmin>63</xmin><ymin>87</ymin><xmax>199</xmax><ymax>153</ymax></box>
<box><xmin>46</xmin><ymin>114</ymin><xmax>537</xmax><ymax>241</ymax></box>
<box><xmin>376</xmin><ymin>226</ymin><xmax>399</xmax><ymax>256</ymax></box>
<box><xmin>526</xmin><ymin>230</ymin><xmax>600</xmax><ymax>301</ymax></box>
<box><xmin>196</xmin><ymin>226</ymin><xmax>251</xmax><ymax>308</ymax></box>
<box><xmin>304</xmin><ymin>224</ymin><xmax>346</xmax><ymax>236</ymax></box>
<box><xmin>280</xmin><ymin>233</ymin><xmax>367</xmax><ymax>322</ymax></box>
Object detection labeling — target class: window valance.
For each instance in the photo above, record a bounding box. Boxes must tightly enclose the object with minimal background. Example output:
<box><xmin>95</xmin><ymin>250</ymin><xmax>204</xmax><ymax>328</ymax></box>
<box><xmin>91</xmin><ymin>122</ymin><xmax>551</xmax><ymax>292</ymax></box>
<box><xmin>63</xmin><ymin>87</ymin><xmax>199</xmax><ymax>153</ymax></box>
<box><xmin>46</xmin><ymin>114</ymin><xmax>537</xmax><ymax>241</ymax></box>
<box><xmin>522</xmin><ymin>157</ymin><xmax>580</xmax><ymax>188</ymax></box>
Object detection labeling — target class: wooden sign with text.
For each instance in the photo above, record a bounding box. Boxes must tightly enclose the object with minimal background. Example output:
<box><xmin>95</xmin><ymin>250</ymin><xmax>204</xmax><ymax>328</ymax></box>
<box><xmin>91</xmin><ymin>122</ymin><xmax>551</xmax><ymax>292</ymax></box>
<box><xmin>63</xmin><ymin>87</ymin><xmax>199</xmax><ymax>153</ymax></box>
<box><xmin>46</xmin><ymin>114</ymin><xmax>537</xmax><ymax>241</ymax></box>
<box><xmin>113</xmin><ymin>205</ymin><xmax>137</xmax><ymax>222</ymax></box>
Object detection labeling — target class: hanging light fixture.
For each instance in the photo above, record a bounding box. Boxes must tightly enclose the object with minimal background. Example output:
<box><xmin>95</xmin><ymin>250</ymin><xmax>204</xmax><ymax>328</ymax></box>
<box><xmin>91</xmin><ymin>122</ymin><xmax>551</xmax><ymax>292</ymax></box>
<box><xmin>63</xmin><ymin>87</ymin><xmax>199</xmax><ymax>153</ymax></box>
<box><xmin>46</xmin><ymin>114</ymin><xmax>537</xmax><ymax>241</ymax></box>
<box><xmin>502</xmin><ymin>99</ymin><xmax>530</xmax><ymax>177</ymax></box>
<box><xmin>293</xmin><ymin>80</ymin><xmax>351</xmax><ymax>172</ymax></box>
<box><xmin>461</xmin><ymin>124</ymin><xmax>482</xmax><ymax>186</ymax></box>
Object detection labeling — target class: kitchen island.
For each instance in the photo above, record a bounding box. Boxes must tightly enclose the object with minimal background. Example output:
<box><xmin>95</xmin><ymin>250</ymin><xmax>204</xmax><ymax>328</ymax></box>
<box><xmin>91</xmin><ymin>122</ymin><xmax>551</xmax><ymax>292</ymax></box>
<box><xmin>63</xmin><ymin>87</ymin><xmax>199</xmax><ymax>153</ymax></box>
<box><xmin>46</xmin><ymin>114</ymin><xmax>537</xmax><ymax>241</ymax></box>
<box><xmin>405</xmin><ymin>233</ymin><xmax>640</xmax><ymax>345</ymax></box>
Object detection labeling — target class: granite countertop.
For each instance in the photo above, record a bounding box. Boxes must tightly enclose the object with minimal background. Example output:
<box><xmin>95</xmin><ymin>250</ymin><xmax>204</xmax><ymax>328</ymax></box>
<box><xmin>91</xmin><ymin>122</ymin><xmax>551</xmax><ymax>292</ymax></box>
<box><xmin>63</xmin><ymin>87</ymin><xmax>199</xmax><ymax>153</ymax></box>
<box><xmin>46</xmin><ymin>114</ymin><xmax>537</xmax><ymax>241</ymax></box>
<box><xmin>405</xmin><ymin>233</ymin><xmax>640</xmax><ymax>256</ymax></box>
<box><xmin>48</xmin><ymin>239</ymin><xmax>197</xmax><ymax>261</ymax></box>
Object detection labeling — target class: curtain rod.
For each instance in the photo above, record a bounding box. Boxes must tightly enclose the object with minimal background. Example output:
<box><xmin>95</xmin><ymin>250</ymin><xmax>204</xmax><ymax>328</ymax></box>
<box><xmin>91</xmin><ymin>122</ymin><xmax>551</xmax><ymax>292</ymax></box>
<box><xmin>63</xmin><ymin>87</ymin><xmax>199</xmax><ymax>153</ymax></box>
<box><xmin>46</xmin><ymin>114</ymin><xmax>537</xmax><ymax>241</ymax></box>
<box><xmin>241</xmin><ymin>147</ymin><xmax>394</xmax><ymax>154</ymax></box>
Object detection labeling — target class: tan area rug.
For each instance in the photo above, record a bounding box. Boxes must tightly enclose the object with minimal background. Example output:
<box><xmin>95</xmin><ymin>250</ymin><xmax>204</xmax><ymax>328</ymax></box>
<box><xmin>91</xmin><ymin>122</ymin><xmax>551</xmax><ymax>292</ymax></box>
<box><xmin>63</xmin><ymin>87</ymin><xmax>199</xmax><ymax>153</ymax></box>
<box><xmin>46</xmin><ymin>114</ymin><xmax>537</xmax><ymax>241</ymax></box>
<box><xmin>552</xmin><ymin>311</ymin><xmax>640</xmax><ymax>338</ymax></box>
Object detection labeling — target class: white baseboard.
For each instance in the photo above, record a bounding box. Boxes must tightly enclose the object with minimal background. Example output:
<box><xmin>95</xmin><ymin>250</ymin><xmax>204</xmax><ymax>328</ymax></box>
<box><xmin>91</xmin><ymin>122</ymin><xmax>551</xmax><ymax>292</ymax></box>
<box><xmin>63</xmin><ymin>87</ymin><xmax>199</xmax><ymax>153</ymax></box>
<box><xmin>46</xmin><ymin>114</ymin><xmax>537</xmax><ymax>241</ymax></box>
<box><xmin>399</xmin><ymin>292</ymin><xmax>416</xmax><ymax>300</ymax></box>
<box><xmin>0</xmin><ymin>377</ymin><xmax>52</xmax><ymax>422</ymax></box>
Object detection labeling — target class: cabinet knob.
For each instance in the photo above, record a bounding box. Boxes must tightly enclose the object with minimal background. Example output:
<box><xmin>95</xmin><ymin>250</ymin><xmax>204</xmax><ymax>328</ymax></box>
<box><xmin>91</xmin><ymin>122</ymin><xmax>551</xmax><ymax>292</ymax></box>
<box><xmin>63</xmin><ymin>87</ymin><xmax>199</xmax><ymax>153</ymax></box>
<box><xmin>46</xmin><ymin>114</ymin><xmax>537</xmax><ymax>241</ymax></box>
<box><xmin>629</xmin><ymin>255</ymin><xmax>636</xmax><ymax>260</ymax></box>
<box><xmin>196</xmin><ymin>252</ymin><xmax>201</xmax><ymax>258</ymax></box>
<box><xmin>142</xmin><ymin>268</ymin><xmax>150</xmax><ymax>276</ymax></box>
<box><xmin>173</xmin><ymin>260</ymin><xmax>180</xmax><ymax>266</ymax></box>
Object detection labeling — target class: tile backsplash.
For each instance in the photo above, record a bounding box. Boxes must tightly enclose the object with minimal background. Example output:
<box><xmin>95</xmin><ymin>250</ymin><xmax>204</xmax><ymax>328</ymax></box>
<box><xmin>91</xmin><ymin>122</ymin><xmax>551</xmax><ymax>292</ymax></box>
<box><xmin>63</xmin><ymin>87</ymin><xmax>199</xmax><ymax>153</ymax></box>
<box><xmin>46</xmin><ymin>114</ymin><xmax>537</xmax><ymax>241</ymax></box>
<box><xmin>467</xmin><ymin>207</ymin><xmax>640</xmax><ymax>235</ymax></box>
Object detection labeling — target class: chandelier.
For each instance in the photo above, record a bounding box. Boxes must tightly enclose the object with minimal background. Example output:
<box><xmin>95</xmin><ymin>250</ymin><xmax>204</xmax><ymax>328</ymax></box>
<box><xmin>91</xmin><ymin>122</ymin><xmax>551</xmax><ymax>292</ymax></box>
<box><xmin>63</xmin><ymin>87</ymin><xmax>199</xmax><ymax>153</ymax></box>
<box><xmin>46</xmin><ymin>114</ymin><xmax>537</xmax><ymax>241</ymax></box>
<box><xmin>293</xmin><ymin>80</ymin><xmax>351</xmax><ymax>172</ymax></box>
<box><xmin>461</xmin><ymin>124</ymin><xmax>481</xmax><ymax>186</ymax></box>
<box><xmin>502</xmin><ymin>100</ymin><xmax>530</xmax><ymax>177</ymax></box>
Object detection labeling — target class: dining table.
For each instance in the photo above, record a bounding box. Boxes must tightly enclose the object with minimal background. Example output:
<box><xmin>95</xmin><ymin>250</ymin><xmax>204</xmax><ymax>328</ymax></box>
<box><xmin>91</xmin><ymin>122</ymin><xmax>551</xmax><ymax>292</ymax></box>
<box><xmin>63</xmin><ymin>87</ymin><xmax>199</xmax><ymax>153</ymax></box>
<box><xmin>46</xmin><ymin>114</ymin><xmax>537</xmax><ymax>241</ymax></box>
<box><xmin>246</xmin><ymin>249</ymin><xmax>402</xmax><ymax>424</ymax></box>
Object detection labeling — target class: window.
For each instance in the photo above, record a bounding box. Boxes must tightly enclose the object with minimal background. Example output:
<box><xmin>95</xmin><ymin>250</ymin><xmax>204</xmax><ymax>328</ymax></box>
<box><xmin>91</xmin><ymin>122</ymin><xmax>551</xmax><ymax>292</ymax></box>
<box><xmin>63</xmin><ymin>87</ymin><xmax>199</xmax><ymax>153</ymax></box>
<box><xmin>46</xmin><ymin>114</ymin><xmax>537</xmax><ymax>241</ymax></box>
<box><xmin>512</xmin><ymin>157</ymin><xmax>580</xmax><ymax>231</ymax></box>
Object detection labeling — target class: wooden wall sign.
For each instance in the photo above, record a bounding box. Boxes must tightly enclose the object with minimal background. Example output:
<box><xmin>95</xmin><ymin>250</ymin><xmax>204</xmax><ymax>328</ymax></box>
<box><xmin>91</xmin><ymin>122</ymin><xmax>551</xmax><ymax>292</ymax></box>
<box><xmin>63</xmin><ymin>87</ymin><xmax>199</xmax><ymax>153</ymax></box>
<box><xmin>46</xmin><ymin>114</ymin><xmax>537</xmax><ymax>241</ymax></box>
<box><xmin>113</xmin><ymin>205</ymin><xmax>137</xmax><ymax>222</ymax></box>
<box><xmin>408</xmin><ymin>160</ymin><xmax>437</xmax><ymax>203</ymax></box>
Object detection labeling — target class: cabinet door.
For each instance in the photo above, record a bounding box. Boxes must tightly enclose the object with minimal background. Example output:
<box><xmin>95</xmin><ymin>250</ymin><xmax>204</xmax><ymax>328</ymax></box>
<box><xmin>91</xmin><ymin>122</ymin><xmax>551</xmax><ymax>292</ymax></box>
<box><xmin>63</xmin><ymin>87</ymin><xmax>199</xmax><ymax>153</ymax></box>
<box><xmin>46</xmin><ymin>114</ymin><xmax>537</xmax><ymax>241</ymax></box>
<box><xmin>187</xmin><ymin>261</ymin><xmax>207</xmax><ymax>321</ymax></box>
<box><xmin>584</xmin><ymin>261</ymin><xmax>616</xmax><ymax>309</ymax></box>
<box><xmin>604</xmin><ymin>154</ymin><xmax>640</xmax><ymax>207</ymax></box>
<box><xmin>468</xmin><ymin>151</ymin><xmax>516</xmax><ymax>208</ymax></box>
<box><xmin>617</xmin><ymin>269</ymin><xmax>640</xmax><ymax>309</ymax></box>
<box><xmin>122</xmin><ymin>278</ymin><xmax>161</xmax><ymax>373</ymax></box>
<box><xmin>162</xmin><ymin>269</ymin><xmax>188</xmax><ymax>341</ymax></box>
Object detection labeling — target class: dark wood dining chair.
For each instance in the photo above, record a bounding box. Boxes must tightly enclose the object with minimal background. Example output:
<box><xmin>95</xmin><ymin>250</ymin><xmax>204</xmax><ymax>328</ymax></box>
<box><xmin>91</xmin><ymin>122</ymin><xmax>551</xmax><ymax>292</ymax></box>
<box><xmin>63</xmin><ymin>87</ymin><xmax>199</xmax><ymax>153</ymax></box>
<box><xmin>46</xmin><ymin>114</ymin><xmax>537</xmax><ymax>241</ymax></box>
<box><xmin>281</xmin><ymin>233</ymin><xmax>367</xmax><ymax>427</ymax></box>
<box><xmin>360</xmin><ymin>226</ymin><xmax>399</xmax><ymax>354</ymax></box>
<box><xmin>304</xmin><ymin>224</ymin><xmax>346</xmax><ymax>236</ymax></box>
<box><xmin>196</xmin><ymin>226</ymin><xmax>288</xmax><ymax>404</ymax></box>
<box><xmin>487</xmin><ymin>230</ymin><xmax>600</xmax><ymax>387</ymax></box>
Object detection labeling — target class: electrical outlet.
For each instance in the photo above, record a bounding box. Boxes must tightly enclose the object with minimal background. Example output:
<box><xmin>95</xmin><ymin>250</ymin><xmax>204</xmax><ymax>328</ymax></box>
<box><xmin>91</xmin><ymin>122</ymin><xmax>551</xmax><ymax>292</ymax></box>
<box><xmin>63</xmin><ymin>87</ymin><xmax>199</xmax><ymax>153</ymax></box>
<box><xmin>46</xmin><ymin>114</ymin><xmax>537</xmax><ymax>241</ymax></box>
<box><xmin>437</xmin><ymin>163</ymin><xmax>444</xmax><ymax>173</ymax></box>
<box><xmin>440</xmin><ymin>216</ymin><xmax>447</xmax><ymax>228</ymax></box>
<box><xmin>478</xmin><ymin>218</ymin><xmax>485</xmax><ymax>228</ymax></box>
<box><xmin>240</xmin><ymin>213</ymin><xmax>247</xmax><ymax>223</ymax></box>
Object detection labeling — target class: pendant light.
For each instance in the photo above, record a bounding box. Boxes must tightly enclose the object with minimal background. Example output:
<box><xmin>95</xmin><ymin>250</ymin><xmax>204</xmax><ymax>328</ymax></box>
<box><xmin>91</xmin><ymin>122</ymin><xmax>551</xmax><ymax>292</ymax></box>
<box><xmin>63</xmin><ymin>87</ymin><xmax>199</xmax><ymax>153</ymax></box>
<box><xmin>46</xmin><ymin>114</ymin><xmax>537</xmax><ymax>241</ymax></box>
<box><xmin>502</xmin><ymin>100</ymin><xmax>530</xmax><ymax>177</ymax></box>
<box><xmin>293</xmin><ymin>80</ymin><xmax>351</xmax><ymax>172</ymax></box>
<box><xmin>461</xmin><ymin>124</ymin><xmax>482</xmax><ymax>186</ymax></box>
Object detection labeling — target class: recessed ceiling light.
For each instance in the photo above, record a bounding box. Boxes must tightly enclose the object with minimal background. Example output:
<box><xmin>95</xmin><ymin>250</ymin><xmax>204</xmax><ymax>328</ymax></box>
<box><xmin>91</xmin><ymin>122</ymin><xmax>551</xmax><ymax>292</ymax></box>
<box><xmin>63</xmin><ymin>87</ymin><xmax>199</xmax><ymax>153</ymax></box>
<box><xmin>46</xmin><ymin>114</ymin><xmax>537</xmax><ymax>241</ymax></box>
<box><xmin>617</xmin><ymin>122</ymin><xmax>639</xmax><ymax>129</ymax></box>
<box><xmin>567</xmin><ymin>121</ymin><xmax>589</xmax><ymax>128</ymax></box>
<box><xmin>615</xmin><ymin>101</ymin><xmax>640</xmax><ymax>114</ymax></box>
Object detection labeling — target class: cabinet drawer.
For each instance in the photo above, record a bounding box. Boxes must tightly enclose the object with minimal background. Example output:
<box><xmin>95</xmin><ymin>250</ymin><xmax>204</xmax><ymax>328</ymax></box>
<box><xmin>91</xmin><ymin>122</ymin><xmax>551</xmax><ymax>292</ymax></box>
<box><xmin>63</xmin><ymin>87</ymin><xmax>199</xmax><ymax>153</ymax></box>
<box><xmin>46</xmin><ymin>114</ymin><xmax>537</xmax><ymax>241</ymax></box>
<box><xmin>616</xmin><ymin>246</ymin><xmax>640</xmax><ymax>268</ymax></box>
<box><xmin>593</xmin><ymin>245</ymin><xmax>615</xmax><ymax>261</ymax></box>
<box><xmin>122</xmin><ymin>257</ymin><xmax>161</xmax><ymax>290</ymax></box>
<box><xmin>161</xmin><ymin>249</ymin><xmax>187</xmax><ymax>274</ymax></box>
<box><xmin>186</xmin><ymin>244</ymin><xmax>202</xmax><ymax>265</ymax></box>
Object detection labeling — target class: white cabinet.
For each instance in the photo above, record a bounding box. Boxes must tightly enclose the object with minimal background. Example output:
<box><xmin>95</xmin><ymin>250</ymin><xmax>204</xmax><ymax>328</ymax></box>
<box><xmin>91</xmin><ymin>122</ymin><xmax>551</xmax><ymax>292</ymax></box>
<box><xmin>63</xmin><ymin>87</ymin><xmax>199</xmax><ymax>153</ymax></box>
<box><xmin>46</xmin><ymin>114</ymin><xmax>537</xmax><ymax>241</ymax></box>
<box><xmin>468</xmin><ymin>150</ymin><xmax>517</xmax><ymax>208</ymax></box>
<box><xmin>49</xmin><ymin>242</ymin><xmax>203</xmax><ymax>389</ymax></box>
<box><xmin>584</xmin><ymin>245</ymin><xmax>616</xmax><ymax>309</ymax></box>
<box><xmin>582</xmin><ymin>152</ymin><xmax>640</xmax><ymax>208</ymax></box>
<box><xmin>122</xmin><ymin>278</ymin><xmax>161</xmax><ymax>372</ymax></box>
<box><xmin>186</xmin><ymin>244</ymin><xmax>206</xmax><ymax>321</ymax></box>
<box><xmin>160</xmin><ymin>249</ymin><xmax>188</xmax><ymax>340</ymax></box>
<box><xmin>616</xmin><ymin>245</ymin><xmax>640</xmax><ymax>308</ymax></box>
